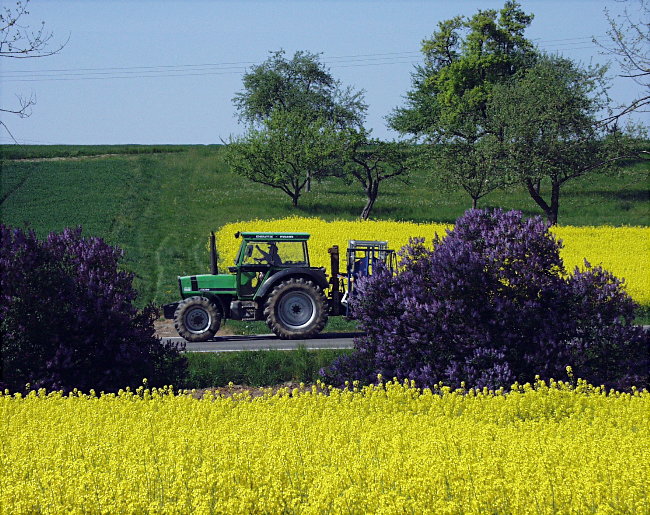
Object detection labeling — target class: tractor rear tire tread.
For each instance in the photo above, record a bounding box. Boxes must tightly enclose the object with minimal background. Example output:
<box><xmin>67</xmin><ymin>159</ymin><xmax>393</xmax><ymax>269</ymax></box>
<box><xmin>264</xmin><ymin>278</ymin><xmax>328</xmax><ymax>340</ymax></box>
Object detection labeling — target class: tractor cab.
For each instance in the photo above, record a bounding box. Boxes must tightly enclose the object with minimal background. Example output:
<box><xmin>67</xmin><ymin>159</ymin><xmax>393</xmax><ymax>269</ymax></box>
<box><xmin>231</xmin><ymin>232</ymin><xmax>313</xmax><ymax>298</ymax></box>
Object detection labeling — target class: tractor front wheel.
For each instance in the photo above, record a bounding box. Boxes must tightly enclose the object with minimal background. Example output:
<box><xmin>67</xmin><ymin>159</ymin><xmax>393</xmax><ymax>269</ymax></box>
<box><xmin>174</xmin><ymin>296</ymin><xmax>221</xmax><ymax>342</ymax></box>
<box><xmin>264</xmin><ymin>278</ymin><xmax>328</xmax><ymax>339</ymax></box>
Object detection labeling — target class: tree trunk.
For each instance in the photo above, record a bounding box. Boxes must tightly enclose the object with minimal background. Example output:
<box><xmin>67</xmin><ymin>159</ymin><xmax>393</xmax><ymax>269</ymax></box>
<box><xmin>471</xmin><ymin>197</ymin><xmax>478</xmax><ymax>209</ymax></box>
<box><xmin>548</xmin><ymin>181</ymin><xmax>560</xmax><ymax>225</ymax></box>
<box><xmin>360</xmin><ymin>183</ymin><xmax>379</xmax><ymax>220</ymax></box>
<box><xmin>525</xmin><ymin>178</ymin><xmax>556</xmax><ymax>225</ymax></box>
<box><xmin>360</xmin><ymin>196</ymin><xmax>376</xmax><ymax>220</ymax></box>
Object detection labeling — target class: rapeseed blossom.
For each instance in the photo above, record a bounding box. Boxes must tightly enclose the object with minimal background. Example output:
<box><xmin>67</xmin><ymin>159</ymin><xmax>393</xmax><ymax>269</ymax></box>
<box><xmin>217</xmin><ymin>217</ymin><xmax>650</xmax><ymax>306</ymax></box>
<box><xmin>1</xmin><ymin>380</ymin><xmax>648</xmax><ymax>513</ymax></box>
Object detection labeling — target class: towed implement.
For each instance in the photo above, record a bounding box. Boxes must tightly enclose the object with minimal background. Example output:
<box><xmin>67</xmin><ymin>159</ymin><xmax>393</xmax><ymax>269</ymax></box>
<box><xmin>163</xmin><ymin>232</ymin><xmax>395</xmax><ymax>341</ymax></box>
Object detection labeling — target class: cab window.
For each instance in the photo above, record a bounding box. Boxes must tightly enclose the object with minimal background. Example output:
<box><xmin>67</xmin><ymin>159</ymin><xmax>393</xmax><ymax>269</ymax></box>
<box><xmin>241</xmin><ymin>241</ymin><xmax>307</xmax><ymax>266</ymax></box>
<box><xmin>276</xmin><ymin>241</ymin><xmax>307</xmax><ymax>265</ymax></box>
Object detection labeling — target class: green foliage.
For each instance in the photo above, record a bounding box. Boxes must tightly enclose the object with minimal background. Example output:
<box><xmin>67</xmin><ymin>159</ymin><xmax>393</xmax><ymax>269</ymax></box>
<box><xmin>232</xmin><ymin>49</ymin><xmax>366</xmax><ymax>128</ymax></box>
<box><xmin>230</xmin><ymin>50</ymin><xmax>369</xmax><ymax>207</ymax></box>
<box><xmin>489</xmin><ymin>54</ymin><xmax>638</xmax><ymax>224</ymax></box>
<box><xmin>183</xmin><ymin>348</ymin><xmax>352</xmax><ymax>388</ymax></box>
<box><xmin>390</xmin><ymin>1</ymin><xmax>641</xmax><ymax>223</ymax></box>
<box><xmin>341</xmin><ymin>129</ymin><xmax>412</xmax><ymax>219</ymax></box>
<box><xmin>389</xmin><ymin>1</ymin><xmax>537</xmax><ymax>207</ymax></box>
<box><xmin>428</xmin><ymin>136</ymin><xmax>504</xmax><ymax>209</ymax></box>
<box><xmin>224</xmin><ymin>110</ymin><xmax>344</xmax><ymax>207</ymax></box>
<box><xmin>390</xmin><ymin>1</ymin><xmax>535</xmax><ymax>136</ymax></box>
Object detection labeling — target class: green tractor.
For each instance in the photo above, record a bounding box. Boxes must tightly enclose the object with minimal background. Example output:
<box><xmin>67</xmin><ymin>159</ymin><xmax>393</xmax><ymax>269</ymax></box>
<box><xmin>162</xmin><ymin>231</ymin><xmax>395</xmax><ymax>341</ymax></box>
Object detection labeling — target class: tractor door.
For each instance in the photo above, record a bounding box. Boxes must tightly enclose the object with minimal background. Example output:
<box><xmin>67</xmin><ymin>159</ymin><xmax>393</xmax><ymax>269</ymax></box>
<box><xmin>236</xmin><ymin>242</ymin><xmax>272</xmax><ymax>298</ymax></box>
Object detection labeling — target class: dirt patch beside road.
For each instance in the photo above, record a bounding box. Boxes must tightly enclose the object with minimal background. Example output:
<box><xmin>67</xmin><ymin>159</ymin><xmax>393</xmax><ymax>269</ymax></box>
<box><xmin>186</xmin><ymin>382</ymin><xmax>321</xmax><ymax>399</ymax></box>
<box><xmin>154</xmin><ymin>318</ymin><xmax>234</xmax><ymax>338</ymax></box>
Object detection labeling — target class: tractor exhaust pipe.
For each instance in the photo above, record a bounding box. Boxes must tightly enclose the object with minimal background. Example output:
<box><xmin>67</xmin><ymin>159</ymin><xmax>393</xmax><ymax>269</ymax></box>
<box><xmin>328</xmin><ymin>245</ymin><xmax>341</xmax><ymax>315</ymax></box>
<box><xmin>210</xmin><ymin>231</ymin><xmax>218</xmax><ymax>275</ymax></box>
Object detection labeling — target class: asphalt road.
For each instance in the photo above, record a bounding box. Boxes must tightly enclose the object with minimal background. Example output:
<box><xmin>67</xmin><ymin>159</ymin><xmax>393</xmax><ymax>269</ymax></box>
<box><xmin>165</xmin><ymin>326</ymin><xmax>650</xmax><ymax>353</ymax></box>
<box><xmin>163</xmin><ymin>332</ymin><xmax>362</xmax><ymax>353</ymax></box>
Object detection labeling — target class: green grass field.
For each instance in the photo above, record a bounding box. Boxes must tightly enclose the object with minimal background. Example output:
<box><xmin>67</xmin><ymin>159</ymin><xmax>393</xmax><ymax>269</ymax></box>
<box><xmin>2</xmin><ymin>145</ymin><xmax>648</xmax><ymax>317</ymax></box>
<box><xmin>184</xmin><ymin>347</ymin><xmax>351</xmax><ymax>388</ymax></box>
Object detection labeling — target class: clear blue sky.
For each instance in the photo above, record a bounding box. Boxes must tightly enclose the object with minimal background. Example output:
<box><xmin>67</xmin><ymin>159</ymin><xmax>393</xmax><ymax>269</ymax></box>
<box><xmin>0</xmin><ymin>0</ymin><xmax>645</xmax><ymax>145</ymax></box>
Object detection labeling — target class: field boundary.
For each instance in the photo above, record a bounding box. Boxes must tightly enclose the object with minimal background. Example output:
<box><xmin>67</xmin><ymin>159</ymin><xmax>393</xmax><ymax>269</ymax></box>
<box><xmin>4</xmin><ymin>153</ymin><xmax>148</xmax><ymax>163</ymax></box>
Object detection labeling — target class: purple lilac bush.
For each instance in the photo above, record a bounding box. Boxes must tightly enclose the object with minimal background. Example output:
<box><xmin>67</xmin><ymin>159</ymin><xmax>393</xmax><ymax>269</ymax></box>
<box><xmin>0</xmin><ymin>225</ymin><xmax>187</xmax><ymax>393</ymax></box>
<box><xmin>323</xmin><ymin>209</ymin><xmax>649</xmax><ymax>390</ymax></box>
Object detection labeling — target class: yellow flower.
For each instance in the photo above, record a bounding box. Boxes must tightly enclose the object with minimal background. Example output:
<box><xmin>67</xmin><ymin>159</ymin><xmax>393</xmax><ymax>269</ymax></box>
<box><xmin>217</xmin><ymin>217</ymin><xmax>650</xmax><ymax>307</ymax></box>
<box><xmin>2</xmin><ymin>380</ymin><xmax>648</xmax><ymax>513</ymax></box>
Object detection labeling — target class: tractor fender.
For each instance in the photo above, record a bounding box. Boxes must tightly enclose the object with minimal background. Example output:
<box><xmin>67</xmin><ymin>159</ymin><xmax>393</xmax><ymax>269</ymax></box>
<box><xmin>209</xmin><ymin>294</ymin><xmax>229</xmax><ymax>317</ymax></box>
<box><xmin>255</xmin><ymin>268</ymin><xmax>329</xmax><ymax>300</ymax></box>
<box><xmin>163</xmin><ymin>295</ymin><xmax>229</xmax><ymax>320</ymax></box>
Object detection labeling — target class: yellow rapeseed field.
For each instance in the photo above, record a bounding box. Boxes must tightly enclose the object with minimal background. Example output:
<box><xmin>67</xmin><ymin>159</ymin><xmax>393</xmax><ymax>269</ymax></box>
<box><xmin>1</xmin><ymin>379</ymin><xmax>648</xmax><ymax>514</ymax></box>
<box><xmin>216</xmin><ymin>217</ymin><xmax>650</xmax><ymax>306</ymax></box>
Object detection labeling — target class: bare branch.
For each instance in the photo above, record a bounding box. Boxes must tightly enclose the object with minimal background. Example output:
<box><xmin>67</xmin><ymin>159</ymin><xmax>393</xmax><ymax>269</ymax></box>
<box><xmin>594</xmin><ymin>0</ymin><xmax>649</xmax><ymax>120</ymax></box>
<box><xmin>0</xmin><ymin>121</ymin><xmax>19</xmax><ymax>144</ymax></box>
<box><xmin>0</xmin><ymin>0</ymin><xmax>66</xmax><ymax>138</ymax></box>
<box><xmin>1</xmin><ymin>0</ymin><xmax>68</xmax><ymax>59</ymax></box>
<box><xmin>1</xmin><ymin>92</ymin><xmax>36</xmax><ymax>119</ymax></box>
<box><xmin>598</xmin><ymin>95</ymin><xmax>650</xmax><ymax>126</ymax></box>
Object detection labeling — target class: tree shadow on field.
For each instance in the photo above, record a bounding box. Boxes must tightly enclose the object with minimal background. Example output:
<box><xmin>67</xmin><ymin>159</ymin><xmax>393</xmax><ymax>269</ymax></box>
<box><xmin>297</xmin><ymin>201</ymin><xmax>460</xmax><ymax>224</ymax></box>
<box><xmin>569</xmin><ymin>189</ymin><xmax>649</xmax><ymax>202</ymax></box>
<box><xmin>297</xmin><ymin>202</ymin><xmax>364</xmax><ymax>219</ymax></box>
<box><xmin>313</xmin><ymin>185</ymin><xmax>359</xmax><ymax>196</ymax></box>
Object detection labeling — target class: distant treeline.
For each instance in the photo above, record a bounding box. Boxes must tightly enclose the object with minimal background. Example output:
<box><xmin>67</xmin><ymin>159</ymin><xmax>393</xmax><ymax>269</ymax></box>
<box><xmin>0</xmin><ymin>144</ymin><xmax>222</xmax><ymax>160</ymax></box>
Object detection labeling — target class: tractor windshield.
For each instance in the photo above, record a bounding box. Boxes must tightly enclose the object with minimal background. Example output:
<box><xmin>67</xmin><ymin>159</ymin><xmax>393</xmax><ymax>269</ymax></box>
<box><xmin>242</xmin><ymin>241</ymin><xmax>308</xmax><ymax>267</ymax></box>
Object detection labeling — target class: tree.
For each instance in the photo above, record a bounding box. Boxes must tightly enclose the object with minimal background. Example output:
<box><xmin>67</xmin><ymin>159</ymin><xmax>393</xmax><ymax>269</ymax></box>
<box><xmin>595</xmin><ymin>0</ymin><xmax>649</xmax><ymax>122</ymax></box>
<box><xmin>233</xmin><ymin>49</ymin><xmax>366</xmax><ymax>129</ymax></box>
<box><xmin>322</xmin><ymin>209</ymin><xmax>648</xmax><ymax>391</ymax></box>
<box><xmin>489</xmin><ymin>55</ymin><xmax>633</xmax><ymax>225</ymax></box>
<box><xmin>231</xmin><ymin>50</ymin><xmax>366</xmax><ymax>194</ymax></box>
<box><xmin>388</xmin><ymin>1</ymin><xmax>536</xmax><ymax>208</ymax></box>
<box><xmin>1</xmin><ymin>0</ymin><xmax>67</xmax><ymax>140</ymax></box>
<box><xmin>224</xmin><ymin>109</ymin><xmax>342</xmax><ymax>207</ymax></box>
<box><xmin>431</xmin><ymin>135</ymin><xmax>506</xmax><ymax>209</ymax></box>
<box><xmin>341</xmin><ymin>130</ymin><xmax>411</xmax><ymax>219</ymax></box>
<box><xmin>0</xmin><ymin>225</ymin><xmax>187</xmax><ymax>393</ymax></box>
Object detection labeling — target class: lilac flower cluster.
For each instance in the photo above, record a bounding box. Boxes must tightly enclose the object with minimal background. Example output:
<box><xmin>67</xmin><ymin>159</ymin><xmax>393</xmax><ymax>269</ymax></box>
<box><xmin>0</xmin><ymin>225</ymin><xmax>186</xmax><ymax>392</ymax></box>
<box><xmin>323</xmin><ymin>209</ymin><xmax>648</xmax><ymax>390</ymax></box>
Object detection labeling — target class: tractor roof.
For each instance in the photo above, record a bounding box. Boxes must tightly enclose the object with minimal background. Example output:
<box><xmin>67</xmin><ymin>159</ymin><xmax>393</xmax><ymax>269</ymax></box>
<box><xmin>238</xmin><ymin>232</ymin><xmax>311</xmax><ymax>242</ymax></box>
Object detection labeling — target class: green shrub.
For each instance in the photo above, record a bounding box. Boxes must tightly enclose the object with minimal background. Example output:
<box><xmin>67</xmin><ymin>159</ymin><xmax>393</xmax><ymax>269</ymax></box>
<box><xmin>184</xmin><ymin>348</ymin><xmax>352</xmax><ymax>388</ymax></box>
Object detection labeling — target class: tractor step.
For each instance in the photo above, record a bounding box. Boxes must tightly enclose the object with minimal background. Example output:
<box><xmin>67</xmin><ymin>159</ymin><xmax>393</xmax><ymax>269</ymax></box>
<box><xmin>162</xmin><ymin>302</ymin><xmax>179</xmax><ymax>319</ymax></box>
<box><xmin>230</xmin><ymin>300</ymin><xmax>258</xmax><ymax>321</ymax></box>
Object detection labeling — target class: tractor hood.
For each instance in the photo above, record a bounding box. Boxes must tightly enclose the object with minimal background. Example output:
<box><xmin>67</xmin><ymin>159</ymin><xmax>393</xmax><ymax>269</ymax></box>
<box><xmin>178</xmin><ymin>273</ymin><xmax>237</xmax><ymax>297</ymax></box>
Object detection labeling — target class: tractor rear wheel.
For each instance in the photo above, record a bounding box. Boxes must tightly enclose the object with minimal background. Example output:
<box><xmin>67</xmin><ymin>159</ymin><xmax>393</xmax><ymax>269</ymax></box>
<box><xmin>174</xmin><ymin>296</ymin><xmax>221</xmax><ymax>342</ymax></box>
<box><xmin>264</xmin><ymin>278</ymin><xmax>328</xmax><ymax>339</ymax></box>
